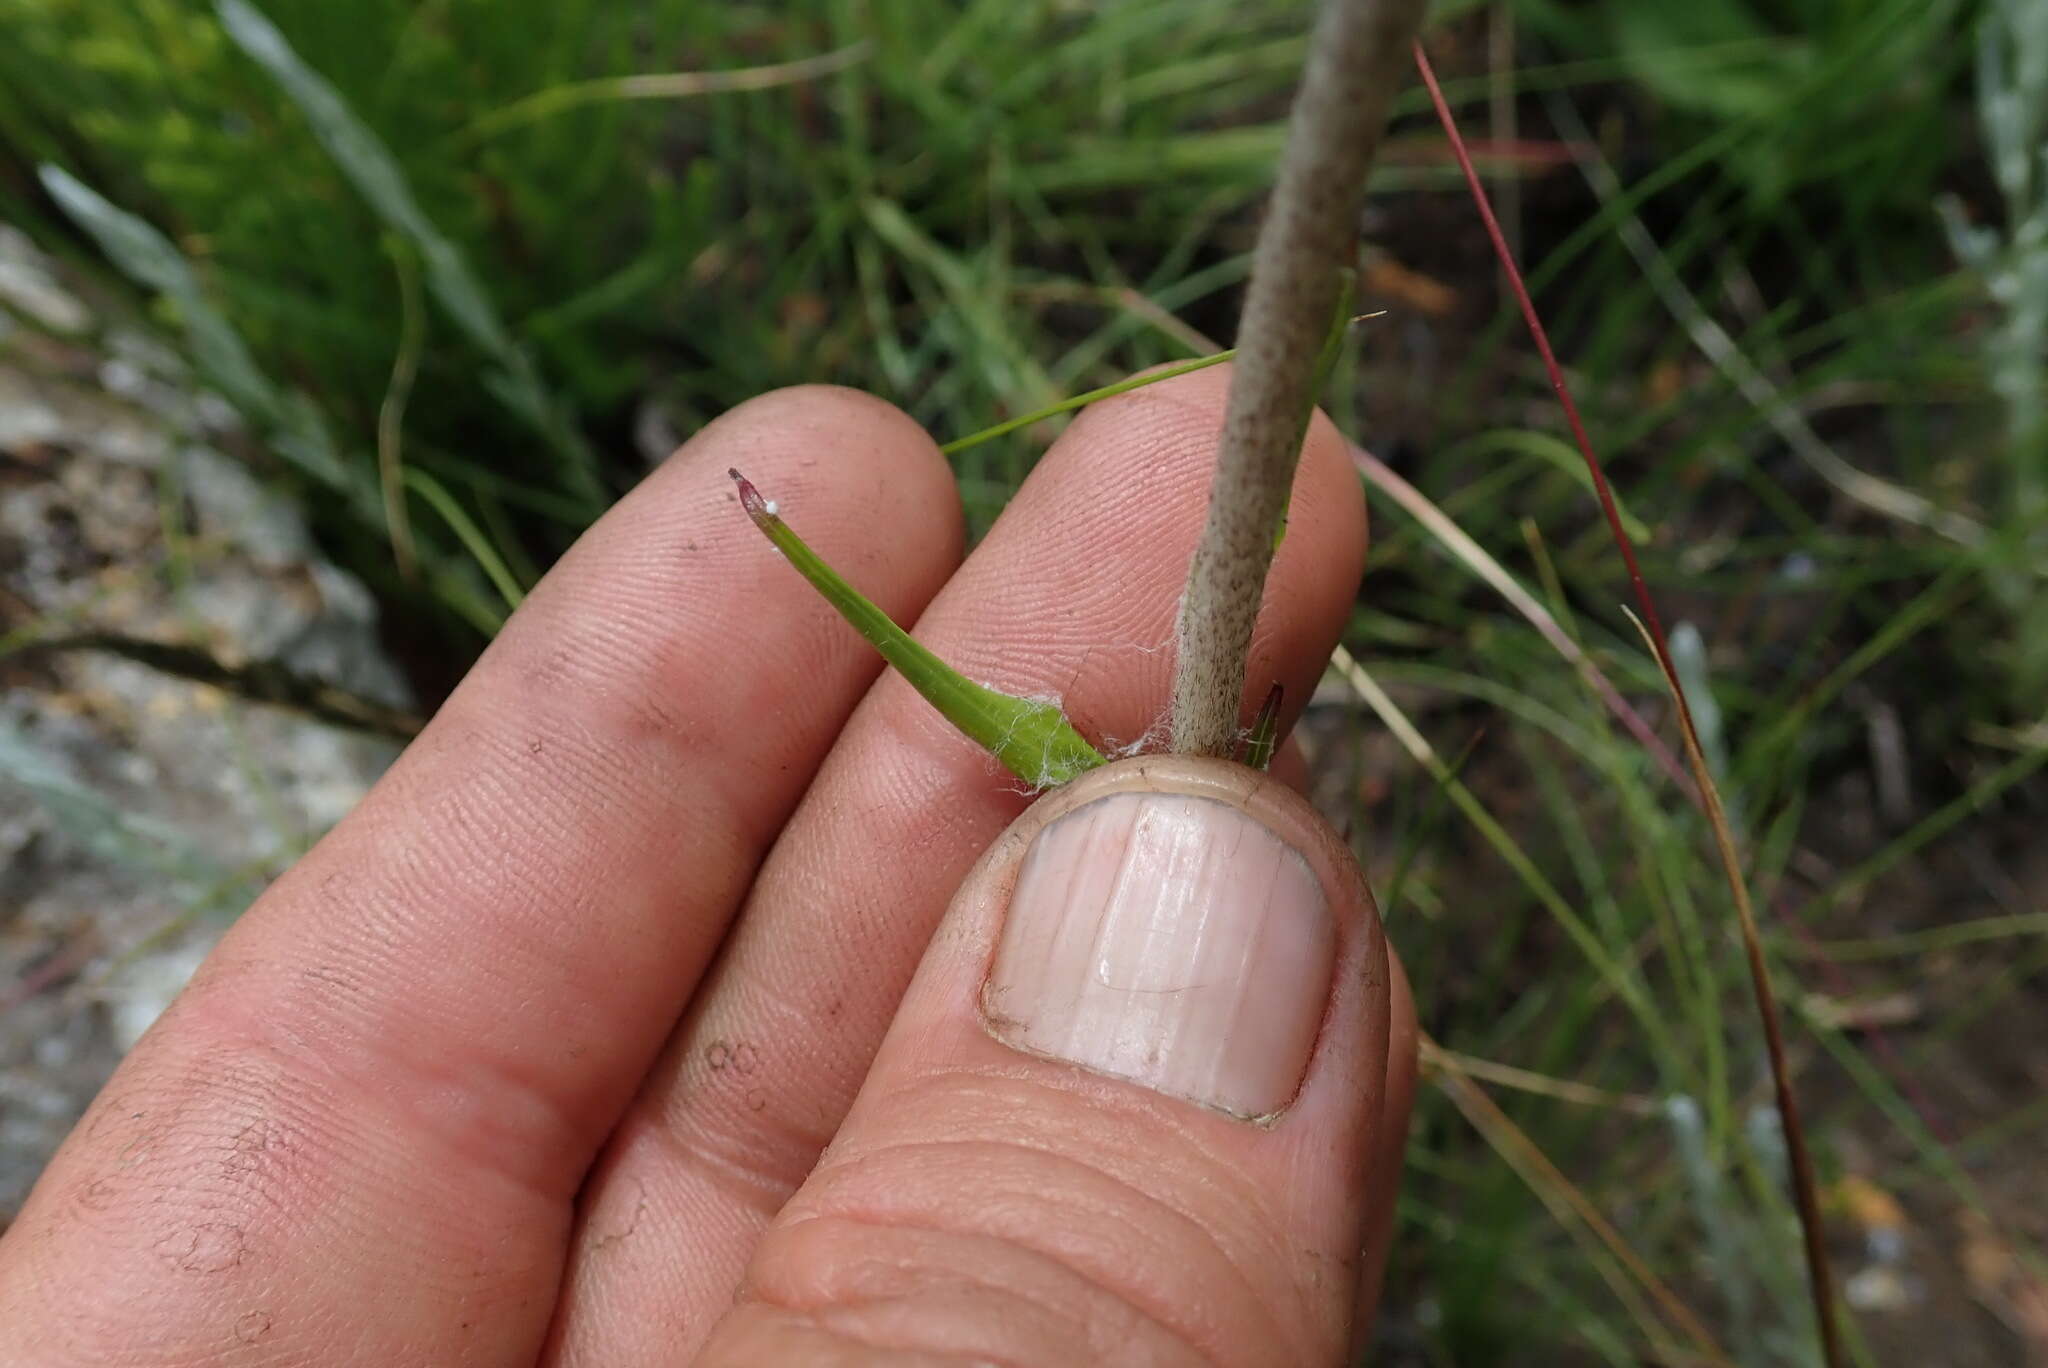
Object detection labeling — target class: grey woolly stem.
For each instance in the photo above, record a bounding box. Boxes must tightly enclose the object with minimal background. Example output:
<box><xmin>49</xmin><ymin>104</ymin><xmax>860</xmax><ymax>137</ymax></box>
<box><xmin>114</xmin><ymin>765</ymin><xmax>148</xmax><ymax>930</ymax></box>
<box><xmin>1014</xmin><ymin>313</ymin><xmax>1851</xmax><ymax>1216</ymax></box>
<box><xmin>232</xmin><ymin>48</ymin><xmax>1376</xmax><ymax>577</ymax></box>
<box><xmin>1169</xmin><ymin>0</ymin><xmax>1429</xmax><ymax>757</ymax></box>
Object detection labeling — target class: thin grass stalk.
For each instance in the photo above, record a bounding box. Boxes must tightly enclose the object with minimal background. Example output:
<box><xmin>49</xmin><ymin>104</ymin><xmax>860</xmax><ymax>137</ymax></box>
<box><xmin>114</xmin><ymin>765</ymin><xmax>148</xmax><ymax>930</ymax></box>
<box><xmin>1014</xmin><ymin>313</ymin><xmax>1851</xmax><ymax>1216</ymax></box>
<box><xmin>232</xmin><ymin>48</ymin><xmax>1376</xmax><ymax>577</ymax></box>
<box><xmin>402</xmin><ymin>468</ymin><xmax>525</xmax><ymax>619</ymax></box>
<box><xmin>1410</xmin><ymin>41</ymin><xmax>1843</xmax><ymax>1366</ymax></box>
<box><xmin>377</xmin><ymin>238</ymin><xmax>425</xmax><ymax>580</ymax></box>
<box><xmin>1426</xmin><ymin>1038</ymin><xmax>1732</xmax><ymax>1364</ymax></box>
<box><xmin>1543</xmin><ymin>91</ymin><xmax>1985</xmax><ymax>551</ymax></box>
<box><xmin>1419</xmin><ymin>1038</ymin><xmax>1656</xmax><ymax>1115</ymax></box>
<box><xmin>1350</xmin><ymin>446</ymin><xmax>1694</xmax><ymax>795</ymax></box>
<box><xmin>1330</xmin><ymin>646</ymin><xmax>1678</xmax><ymax>1062</ymax></box>
<box><xmin>456</xmin><ymin>43</ymin><xmax>871</xmax><ymax>144</ymax></box>
<box><xmin>1790</xmin><ymin>912</ymin><xmax>2048</xmax><ymax>962</ymax></box>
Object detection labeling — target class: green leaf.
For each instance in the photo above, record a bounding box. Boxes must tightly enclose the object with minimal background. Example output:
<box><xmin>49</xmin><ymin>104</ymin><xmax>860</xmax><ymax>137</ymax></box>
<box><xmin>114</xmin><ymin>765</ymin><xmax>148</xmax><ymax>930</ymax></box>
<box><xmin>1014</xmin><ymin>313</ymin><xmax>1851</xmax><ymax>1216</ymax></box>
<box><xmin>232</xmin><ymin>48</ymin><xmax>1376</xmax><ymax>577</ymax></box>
<box><xmin>731</xmin><ymin>470</ymin><xmax>1106</xmax><ymax>790</ymax></box>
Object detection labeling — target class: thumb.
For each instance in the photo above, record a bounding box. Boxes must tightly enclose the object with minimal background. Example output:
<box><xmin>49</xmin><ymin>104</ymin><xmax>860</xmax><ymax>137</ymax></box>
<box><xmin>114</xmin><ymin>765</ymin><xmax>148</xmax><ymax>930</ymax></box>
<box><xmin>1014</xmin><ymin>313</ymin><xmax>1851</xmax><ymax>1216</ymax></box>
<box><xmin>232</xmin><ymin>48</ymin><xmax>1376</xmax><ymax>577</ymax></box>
<box><xmin>698</xmin><ymin>755</ymin><xmax>1415</xmax><ymax>1366</ymax></box>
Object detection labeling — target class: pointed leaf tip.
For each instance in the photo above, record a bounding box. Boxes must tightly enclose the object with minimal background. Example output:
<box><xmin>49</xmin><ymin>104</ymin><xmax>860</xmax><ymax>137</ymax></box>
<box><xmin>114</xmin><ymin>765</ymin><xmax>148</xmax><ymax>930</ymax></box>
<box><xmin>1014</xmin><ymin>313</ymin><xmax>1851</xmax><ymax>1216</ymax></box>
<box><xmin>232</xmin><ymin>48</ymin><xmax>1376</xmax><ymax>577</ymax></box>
<box><xmin>730</xmin><ymin>468</ymin><xmax>771</xmax><ymax>523</ymax></box>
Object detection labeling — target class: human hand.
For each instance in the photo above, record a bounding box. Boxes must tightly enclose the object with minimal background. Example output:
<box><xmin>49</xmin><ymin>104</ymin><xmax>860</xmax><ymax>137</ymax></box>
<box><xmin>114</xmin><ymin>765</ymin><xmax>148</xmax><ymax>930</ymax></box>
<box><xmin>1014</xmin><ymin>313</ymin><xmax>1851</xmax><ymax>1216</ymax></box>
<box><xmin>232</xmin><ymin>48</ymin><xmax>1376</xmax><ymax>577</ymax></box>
<box><xmin>0</xmin><ymin>366</ymin><xmax>1417</xmax><ymax>1366</ymax></box>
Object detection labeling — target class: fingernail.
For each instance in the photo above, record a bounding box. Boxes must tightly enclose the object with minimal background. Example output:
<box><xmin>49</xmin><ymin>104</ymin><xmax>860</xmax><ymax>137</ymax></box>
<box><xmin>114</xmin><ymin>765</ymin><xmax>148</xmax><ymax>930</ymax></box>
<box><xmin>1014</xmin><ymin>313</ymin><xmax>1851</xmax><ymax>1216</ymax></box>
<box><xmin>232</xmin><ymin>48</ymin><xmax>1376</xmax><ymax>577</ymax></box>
<box><xmin>982</xmin><ymin>790</ymin><xmax>1335</xmax><ymax>1118</ymax></box>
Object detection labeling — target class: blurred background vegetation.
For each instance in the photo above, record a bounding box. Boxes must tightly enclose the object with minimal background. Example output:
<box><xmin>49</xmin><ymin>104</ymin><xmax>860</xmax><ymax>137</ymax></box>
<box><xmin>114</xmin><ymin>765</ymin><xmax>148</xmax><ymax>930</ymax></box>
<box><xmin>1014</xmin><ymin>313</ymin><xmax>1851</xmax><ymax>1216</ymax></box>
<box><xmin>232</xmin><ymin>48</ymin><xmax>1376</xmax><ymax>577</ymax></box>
<box><xmin>3</xmin><ymin>0</ymin><xmax>2046</xmax><ymax>1362</ymax></box>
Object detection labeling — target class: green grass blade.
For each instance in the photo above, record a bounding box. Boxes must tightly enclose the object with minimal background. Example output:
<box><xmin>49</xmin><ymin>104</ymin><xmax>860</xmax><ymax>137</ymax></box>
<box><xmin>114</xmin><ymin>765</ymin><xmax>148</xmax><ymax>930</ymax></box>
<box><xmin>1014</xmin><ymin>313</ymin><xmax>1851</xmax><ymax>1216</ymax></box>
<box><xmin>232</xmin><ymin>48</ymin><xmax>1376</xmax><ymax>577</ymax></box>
<box><xmin>940</xmin><ymin>303</ymin><xmax>1380</xmax><ymax>460</ymax></box>
<box><xmin>1328</xmin><ymin>645</ymin><xmax>1679</xmax><ymax>1063</ymax></box>
<box><xmin>37</xmin><ymin>165</ymin><xmax>357</xmax><ymax>497</ymax></box>
<box><xmin>732</xmin><ymin>470</ymin><xmax>1105</xmax><ymax>789</ymax></box>
<box><xmin>457</xmin><ymin>44</ymin><xmax>872</xmax><ymax>145</ymax></box>
<box><xmin>861</xmin><ymin>196</ymin><xmax>1057</xmax><ymax>411</ymax></box>
<box><xmin>1239</xmin><ymin>683</ymin><xmax>1282</xmax><ymax>770</ymax></box>
<box><xmin>215</xmin><ymin>0</ymin><xmax>604</xmax><ymax>506</ymax></box>
<box><xmin>403</xmin><ymin>468</ymin><xmax>527</xmax><ymax>619</ymax></box>
<box><xmin>940</xmin><ymin>348</ymin><xmax>1238</xmax><ymax>455</ymax></box>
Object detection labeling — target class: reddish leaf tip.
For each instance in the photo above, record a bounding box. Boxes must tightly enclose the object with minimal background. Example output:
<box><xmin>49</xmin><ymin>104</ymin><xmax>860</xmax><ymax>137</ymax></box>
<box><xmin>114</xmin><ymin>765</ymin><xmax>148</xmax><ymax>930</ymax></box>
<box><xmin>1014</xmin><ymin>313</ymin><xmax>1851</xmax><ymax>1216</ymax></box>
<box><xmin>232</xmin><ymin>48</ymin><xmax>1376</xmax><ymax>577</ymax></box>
<box><xmin>730</xmin><ymin>468</ymin><xmax>770</xmax><ymax>522</ymax></box>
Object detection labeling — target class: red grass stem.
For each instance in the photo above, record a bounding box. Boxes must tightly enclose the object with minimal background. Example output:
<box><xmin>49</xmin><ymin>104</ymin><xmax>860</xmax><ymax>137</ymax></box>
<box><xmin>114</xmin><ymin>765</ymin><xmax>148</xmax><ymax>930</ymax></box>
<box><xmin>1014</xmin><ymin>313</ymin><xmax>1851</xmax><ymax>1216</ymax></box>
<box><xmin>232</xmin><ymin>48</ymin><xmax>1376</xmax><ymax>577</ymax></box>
<box><xmin>1412</xmin><ymin>39</ymin><xmax>1845</xmax><ymax>1368</ymax></box>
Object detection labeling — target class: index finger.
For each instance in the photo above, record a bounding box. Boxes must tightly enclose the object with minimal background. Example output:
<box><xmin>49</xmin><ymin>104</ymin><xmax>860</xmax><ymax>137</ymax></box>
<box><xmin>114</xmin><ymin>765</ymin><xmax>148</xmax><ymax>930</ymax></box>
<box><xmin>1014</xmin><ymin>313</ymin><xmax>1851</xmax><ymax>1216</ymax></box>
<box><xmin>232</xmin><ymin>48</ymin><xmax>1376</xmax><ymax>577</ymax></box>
<box><xmin>0</xmin><ymin>387</ymin><xmax>962</xmax><ymax>1366</ymax></box>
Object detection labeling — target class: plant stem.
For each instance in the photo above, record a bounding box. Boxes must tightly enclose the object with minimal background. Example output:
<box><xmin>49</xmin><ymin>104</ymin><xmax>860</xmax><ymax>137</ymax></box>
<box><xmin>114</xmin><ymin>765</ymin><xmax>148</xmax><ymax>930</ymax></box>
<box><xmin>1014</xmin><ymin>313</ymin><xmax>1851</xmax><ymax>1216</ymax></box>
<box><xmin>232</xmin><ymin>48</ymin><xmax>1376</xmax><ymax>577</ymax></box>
<box><xmin>1169</xmin><ymin>0</ymin><xmax>1429</xmax><ymax>757</ymax></box>
<box><xmin>1410</xmin><ymin>41</ymin><xmax>1844</xmax><ymax>1367</ymax></box>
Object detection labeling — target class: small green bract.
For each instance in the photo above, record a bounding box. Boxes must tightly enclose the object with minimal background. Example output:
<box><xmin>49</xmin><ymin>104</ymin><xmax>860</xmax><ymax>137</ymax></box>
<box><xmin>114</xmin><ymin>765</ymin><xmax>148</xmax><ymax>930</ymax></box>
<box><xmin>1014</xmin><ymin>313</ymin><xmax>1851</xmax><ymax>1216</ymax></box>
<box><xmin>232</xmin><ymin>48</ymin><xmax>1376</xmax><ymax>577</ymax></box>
<box><xmin>731</xmin><ymin>469</ymin><xmax>1107</xmax><ymax>790</ymax></box>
